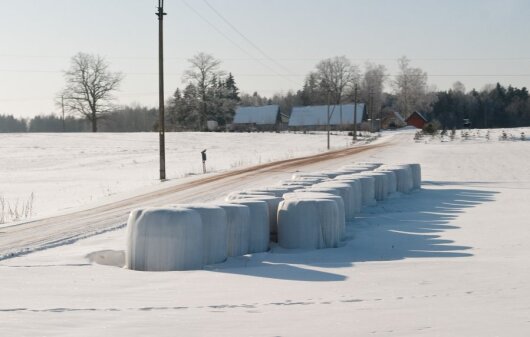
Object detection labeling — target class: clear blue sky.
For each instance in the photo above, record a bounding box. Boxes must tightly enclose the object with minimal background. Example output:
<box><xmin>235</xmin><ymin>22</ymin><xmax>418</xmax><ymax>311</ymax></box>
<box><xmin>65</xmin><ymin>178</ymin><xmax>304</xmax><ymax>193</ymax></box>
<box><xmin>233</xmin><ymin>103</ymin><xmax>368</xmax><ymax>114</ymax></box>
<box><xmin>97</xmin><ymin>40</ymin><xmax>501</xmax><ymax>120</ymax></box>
<box><xmin>1</xmin><ymin>0</ymin><xmax>530</xmax><ymax>118</ymax></box>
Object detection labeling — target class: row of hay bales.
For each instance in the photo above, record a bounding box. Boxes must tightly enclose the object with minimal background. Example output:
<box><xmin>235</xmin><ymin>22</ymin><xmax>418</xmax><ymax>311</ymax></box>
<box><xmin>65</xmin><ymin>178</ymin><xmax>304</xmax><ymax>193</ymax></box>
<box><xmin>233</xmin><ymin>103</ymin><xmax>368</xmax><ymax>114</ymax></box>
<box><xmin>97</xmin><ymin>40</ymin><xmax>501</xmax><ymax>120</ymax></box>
<box><xmin>126</xmin><ymin>162</ymin><xmax>421</xmax><ymax>271</ymax></box>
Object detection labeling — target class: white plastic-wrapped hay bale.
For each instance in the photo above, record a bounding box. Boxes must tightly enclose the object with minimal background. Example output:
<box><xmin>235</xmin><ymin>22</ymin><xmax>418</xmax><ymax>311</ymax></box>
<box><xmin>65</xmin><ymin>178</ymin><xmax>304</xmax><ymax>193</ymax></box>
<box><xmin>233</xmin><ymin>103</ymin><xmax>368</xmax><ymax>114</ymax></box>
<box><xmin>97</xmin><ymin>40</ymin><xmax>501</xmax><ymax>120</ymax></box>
<box><xmin>178</xmin><ymin>204</ymin><xmax>228</xmax><ymax>265</ymax></box>
<box><xmin>351</xmin><ymin>174</ymin><xmax>376</xmax><ymax>206</ymax></box>
<box><xmin>340</xmin><ymin>165</ymin><xmax>376</xmax><ymax>172</ymax></box>
<box><xmin>357</xmin><ymin>172</ymin><xmax>389</xmax><ymax>201</ymax></box>
<box><xmin>230</xmin><ymin>199</ymin><xmax>270</xmax><ymax>253</ymax></box>
<box><xmin>249</xmin><ymin>187</ymin><xmax>291</xmax><ymax>198</ymax></box>
<box><xmin>215</xmin><ymin>203</ymin><xmax>251</xmax><ymax>257</ymax></box>
<box><xmin>374</xmin><ymin>169</ymin><xmax>397</xmax><ymax>194</ymax></box>
<box><xmin>126</xmin><ymin>207</ymin><xmax>203</xmax><ymax>271</ymax></box>
<box><xmin>349</xmin><ymin>162</ymin><xmax>383</xmax><ymax>169</ymax></box>
<box><xmin>380</xmin><ymin>165</ymin><xmax>413</xmax><ymax>193</ymax></box>
<box><xmin>276</xmin><ymin>184</ymin><xmax>307</xmax><ymax>192</ymax></box>
<box><xmin>409</xmin><ymin>163</ymin><xmax>422</xmax><ymax>189</ymax></box>
<box><xmin>291</xmin><ymin>172</ymin><xmax>329</xmax><ymax>181</ymax></box>
<box><xmin>277</xmin><ymin>198</ymin><xmax>325</xmax><ymax>249</ymax></box>
<box><xmin>225</xmin><ymin>190</ymin><xmax>275</xmax><ymax>201</ymax></box>
<box><xmin>284</xmin><ymin>191</ymin><xmax>345</xmax><ymax>242</ymax></box>
<box><xmin>333</xmin><ymin>175</ymin><xmax>363</xmax><ymax>213</ymax></box>
<box><xmin>280</xmin><ymin>179</ymin><xmax>316</xmax><ymax>187</ymax></box>
<box><xmin>311</xmin><ymin>181</ymin><xmax>355</xmax><ymax>220</ymax></box>
<box><xmin>228</xmin><ymin>195</ymin><xmax>282</xmax><ymax>236</ymax></box>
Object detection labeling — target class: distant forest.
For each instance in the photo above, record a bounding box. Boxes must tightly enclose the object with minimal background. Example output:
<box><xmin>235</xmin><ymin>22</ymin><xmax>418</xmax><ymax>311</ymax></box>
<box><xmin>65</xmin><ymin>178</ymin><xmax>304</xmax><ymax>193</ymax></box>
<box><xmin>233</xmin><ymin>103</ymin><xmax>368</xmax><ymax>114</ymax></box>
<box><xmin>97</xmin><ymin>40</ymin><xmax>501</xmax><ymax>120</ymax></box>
<box><xmin>1</xmin><ymin>82</ymin><xmax>529</xmax><ymax>133</ymax></box>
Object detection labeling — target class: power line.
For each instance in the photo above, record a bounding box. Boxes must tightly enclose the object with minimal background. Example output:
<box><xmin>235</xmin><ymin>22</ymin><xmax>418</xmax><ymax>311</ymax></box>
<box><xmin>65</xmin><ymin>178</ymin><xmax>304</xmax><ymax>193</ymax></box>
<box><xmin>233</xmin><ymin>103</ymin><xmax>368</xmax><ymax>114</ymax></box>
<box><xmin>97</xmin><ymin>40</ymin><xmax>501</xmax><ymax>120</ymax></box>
<box><xmin>2</xmin><ymin>54</ymin><xmax>530</xmax><ymax>62</ymax></box>
<box><xmin>202</xmin><ymin>0</ymin><xmax>296</xmax><ymax>76</ymax></box>
<box><xmin>180</xmin><ymin>0</ymin><xmax>300</xmax><ymax>86</ymax></box>
<box><xmin>2</xmin><ymin>68</ymin><xmax>530</xmax><ymax>78</ymax></box>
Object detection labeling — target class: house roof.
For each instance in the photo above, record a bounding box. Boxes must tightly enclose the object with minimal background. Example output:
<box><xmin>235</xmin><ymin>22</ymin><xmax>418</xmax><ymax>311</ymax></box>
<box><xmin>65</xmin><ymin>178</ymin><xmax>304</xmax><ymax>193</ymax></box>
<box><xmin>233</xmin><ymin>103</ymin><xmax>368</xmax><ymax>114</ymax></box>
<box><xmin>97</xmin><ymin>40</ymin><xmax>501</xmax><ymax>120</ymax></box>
<box><xmin>405</xmin><ymin>111</ymin><xmax>428</xmax><ymax>122</ymax></box>
<box><xmin>288</xmin><ymin>103</ymin><xmax>365</xmax><ymax>127</ymax></box>
<box><xmin>233</xmin><ymin>105</ymin><xmax>280</xmax><ymax>125</ymax></box>
<box><xmin>391</xmin><ymin>111</ymin><xmax>406</xmax><ymax>123</ymax></box>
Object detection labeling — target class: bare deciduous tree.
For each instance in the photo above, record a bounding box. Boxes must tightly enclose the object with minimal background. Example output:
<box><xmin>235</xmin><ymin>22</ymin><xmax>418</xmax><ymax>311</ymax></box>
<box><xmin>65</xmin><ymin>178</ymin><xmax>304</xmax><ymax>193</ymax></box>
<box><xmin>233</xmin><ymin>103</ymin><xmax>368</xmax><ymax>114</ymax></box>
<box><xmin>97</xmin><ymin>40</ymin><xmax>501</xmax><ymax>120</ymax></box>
<box><xmin>361</xmin><ymin>63</ymin><xmax>387</xmax><ymax>131</ymax></box>
<box><xmin>314</xmin><ymin>56</ymin><xmax>359</xmax><ymax>148</ymax></box>
<box><xmin>393</xmin><ymin>56</ymin><xmax>434</xmax><ymax>118</ymax></box>
<box><xmin>183</xmin><ymin>52</ymin><xmax>224</xmax><ymax>130</ymax></box>
<box><xmin>60</xmin><ymin>52</ymin><xmax>123</xmax><ymax>132</ymax></box>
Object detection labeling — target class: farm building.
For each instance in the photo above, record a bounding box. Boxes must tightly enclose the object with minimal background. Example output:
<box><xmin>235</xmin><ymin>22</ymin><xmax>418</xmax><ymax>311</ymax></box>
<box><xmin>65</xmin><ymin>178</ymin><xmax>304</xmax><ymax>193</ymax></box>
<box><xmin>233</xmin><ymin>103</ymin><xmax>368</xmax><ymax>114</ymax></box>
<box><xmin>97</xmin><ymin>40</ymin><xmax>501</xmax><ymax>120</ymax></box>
<box><xmin>405</xmin><ymin>111</ymin><xmax>428</xmax><ymax>129</ymax></box>
<box><xmin>232</xmin><ymin>105</ymin><xmax>282</xmax><ymax>131</ymax></box>
<box><xmin>382</xmin><ymin>110</ymin><xmax>406</xmax><ymax>129</ymax></box>
<box><xmin>288</xmin><ymin>103</ymin><xmax>365</xmax><ymax>130</ymax></box>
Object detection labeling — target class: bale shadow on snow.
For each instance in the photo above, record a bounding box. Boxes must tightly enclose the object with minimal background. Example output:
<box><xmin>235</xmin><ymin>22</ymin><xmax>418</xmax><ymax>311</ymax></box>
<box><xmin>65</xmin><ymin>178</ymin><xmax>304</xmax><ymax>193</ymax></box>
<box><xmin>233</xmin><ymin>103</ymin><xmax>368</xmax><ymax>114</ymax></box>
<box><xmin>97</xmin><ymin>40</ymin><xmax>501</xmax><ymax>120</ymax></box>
<box><xmin>213</xmin><ymin>186</ymin><xmax>498</xmax><ymax>282</ymax></box>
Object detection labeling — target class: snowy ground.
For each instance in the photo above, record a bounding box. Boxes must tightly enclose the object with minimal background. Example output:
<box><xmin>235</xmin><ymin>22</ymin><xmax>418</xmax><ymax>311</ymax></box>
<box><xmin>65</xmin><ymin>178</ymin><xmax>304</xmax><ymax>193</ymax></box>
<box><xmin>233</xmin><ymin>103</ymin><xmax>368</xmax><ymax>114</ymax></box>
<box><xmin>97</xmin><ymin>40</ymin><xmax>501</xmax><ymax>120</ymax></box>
<box><xmin>0</xmin><ymin>131</ymin><xmax>366</xmax><ymax>224</ymax></box>
<box><xmin>1</xmin><ymin>127</ymin><xmax>530</xmax><ymax>336</ymax></box>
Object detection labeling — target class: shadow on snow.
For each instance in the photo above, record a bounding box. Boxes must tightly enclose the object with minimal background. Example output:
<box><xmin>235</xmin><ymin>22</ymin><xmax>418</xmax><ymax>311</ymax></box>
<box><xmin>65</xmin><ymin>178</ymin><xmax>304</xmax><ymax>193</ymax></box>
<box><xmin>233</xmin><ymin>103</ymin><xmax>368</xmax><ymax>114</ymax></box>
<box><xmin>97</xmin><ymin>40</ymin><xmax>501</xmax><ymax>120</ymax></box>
<box><xmin>212</xmin><ymin>186</ymin><xmax>498</xmax><ymax>282</ymax></box>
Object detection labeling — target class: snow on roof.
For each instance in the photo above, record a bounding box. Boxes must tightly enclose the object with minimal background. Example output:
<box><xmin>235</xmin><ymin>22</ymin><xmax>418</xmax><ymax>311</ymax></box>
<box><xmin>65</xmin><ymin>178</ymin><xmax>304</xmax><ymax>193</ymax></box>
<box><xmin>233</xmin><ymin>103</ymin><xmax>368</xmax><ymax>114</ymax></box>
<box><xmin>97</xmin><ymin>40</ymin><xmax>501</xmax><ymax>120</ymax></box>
<box><xmin>392</xmin><ymin>111</ymin><xmax>406</xmax><ymax>123</ymax></box>
<box><xmin>233</xmin><ymin>105</ymin><xmax>280</xmax><ymax>125</ymax></box>
<box><xmin>288</xmin><ymin>103</ymin><xmax>365</xmax><ymax>127</ymax></box>
<box><xmin>405</xmin><ymin>111</ymin><xmax>428</xmax><ymax>122</ymax></box>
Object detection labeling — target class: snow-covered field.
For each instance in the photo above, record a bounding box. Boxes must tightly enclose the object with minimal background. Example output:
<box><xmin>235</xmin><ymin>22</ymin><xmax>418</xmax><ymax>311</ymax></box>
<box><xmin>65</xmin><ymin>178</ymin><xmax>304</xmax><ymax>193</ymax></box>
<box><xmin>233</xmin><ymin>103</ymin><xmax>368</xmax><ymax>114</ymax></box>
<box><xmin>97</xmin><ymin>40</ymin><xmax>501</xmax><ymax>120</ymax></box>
<box><xmin>1</xmin><ymin>127</ymin><xmax>530</xmax><ymax>336</ymax></box>
<box><xmin>0</xmin><ymin>131</ymin><xmax>362</xmax><ymax>224</ymax></box>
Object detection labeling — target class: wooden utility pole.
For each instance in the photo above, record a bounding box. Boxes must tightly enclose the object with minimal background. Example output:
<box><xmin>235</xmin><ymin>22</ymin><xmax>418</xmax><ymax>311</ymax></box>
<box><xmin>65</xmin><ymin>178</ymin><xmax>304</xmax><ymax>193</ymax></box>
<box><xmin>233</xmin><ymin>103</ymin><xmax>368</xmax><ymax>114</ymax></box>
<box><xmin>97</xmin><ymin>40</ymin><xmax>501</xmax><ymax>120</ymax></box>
<box><xmin>61</xmin><ymin>95</ymin><xmax>65</xmax><ymax>132</ymax></box>
<box><xmin>369</xmin><ymin>90</ymin><xmax>374</xmax><ymax>133</ymax></box>
<box><xmin>353</xmin><ymin>84</ymin><xmax>358</xmax><ymax>141</ymax></box>
<box><xmin>156</xmin><ymin>0</ymin><xmax>167</xmax><ymax>180</ymax></box>
<box><xmin>326</xmin><ymin>92</ymin><xmax>331</xmax><ymax>150</ymax></box>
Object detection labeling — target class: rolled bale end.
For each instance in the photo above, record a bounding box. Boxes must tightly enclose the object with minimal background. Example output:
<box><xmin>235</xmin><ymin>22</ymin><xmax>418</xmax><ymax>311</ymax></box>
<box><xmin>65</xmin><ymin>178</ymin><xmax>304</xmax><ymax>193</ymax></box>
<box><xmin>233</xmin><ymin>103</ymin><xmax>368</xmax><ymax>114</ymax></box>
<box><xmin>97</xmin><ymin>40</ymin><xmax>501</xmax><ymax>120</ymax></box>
<box><xmin>126</xmin><ymin>207</ymin><xmax>203</xmax><ymax>272</ymax></box>
<box><xmin>284</xmin><ymin>191</ymin><xmax>346</xmax><ymax>241</ymax></box>
<box><xmin>230</xmin><ymin>199</ymin><xmax>270</xmax><ymax>253</ymax></box>
<box><xmin>277</xmin><ymin>199</ymin><xmax>324</xmax><ymax>249</ymax></box>
<box><xmin>216</xmin><ymin>203</ymin><xmax>251</xmax><ymax>257</ymax></box>
<box><xmin>178</xmin><ymin>204</ymin><xmax>228</xmax><ymax>266</ymax></box>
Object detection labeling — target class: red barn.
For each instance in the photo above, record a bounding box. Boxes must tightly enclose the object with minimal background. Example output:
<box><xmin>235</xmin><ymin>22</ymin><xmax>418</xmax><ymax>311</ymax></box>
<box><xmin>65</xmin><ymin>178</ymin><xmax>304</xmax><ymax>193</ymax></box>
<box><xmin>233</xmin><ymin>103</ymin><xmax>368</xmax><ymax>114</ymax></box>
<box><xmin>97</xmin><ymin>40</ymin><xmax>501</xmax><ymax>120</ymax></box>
<box><xmin>405</xmin><ymin>111</ymin><xmax>428</xmax><ymax>129</ymax></box>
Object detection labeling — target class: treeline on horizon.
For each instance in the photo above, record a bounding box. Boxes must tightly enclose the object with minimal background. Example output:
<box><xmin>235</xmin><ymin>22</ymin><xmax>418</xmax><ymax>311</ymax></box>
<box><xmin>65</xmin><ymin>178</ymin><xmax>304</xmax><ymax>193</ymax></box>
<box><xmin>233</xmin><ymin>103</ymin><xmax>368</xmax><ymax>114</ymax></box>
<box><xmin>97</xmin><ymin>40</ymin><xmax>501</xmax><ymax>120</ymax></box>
<box><xmin>1</xmin><ymin>82</ymin><xmax>530</xmax><ymax>133</ymax></box>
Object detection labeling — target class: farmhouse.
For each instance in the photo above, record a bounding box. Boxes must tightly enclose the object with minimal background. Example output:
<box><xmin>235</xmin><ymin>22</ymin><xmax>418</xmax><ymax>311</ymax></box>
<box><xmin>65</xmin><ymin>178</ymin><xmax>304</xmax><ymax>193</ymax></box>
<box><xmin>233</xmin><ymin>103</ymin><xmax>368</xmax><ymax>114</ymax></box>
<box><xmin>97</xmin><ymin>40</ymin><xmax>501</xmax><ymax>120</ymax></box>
<box><xmin>382</xmin><ymin>110</ymin><xmax>406</xmax><ymax>129</ymax></box>
<box><xmin>232</xmin><ymin>105</ymin><xmax>282</xmax><ymax>131</ymax></box>
<box><xmin>288</xmin><ymin>103</ymin><xmax>365</xmax><ymax>130</ymax></box>
<box><xmin>405</xmin><ymin>111</ymin><xmax>428</xmax><ymax>129</ymax></box>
